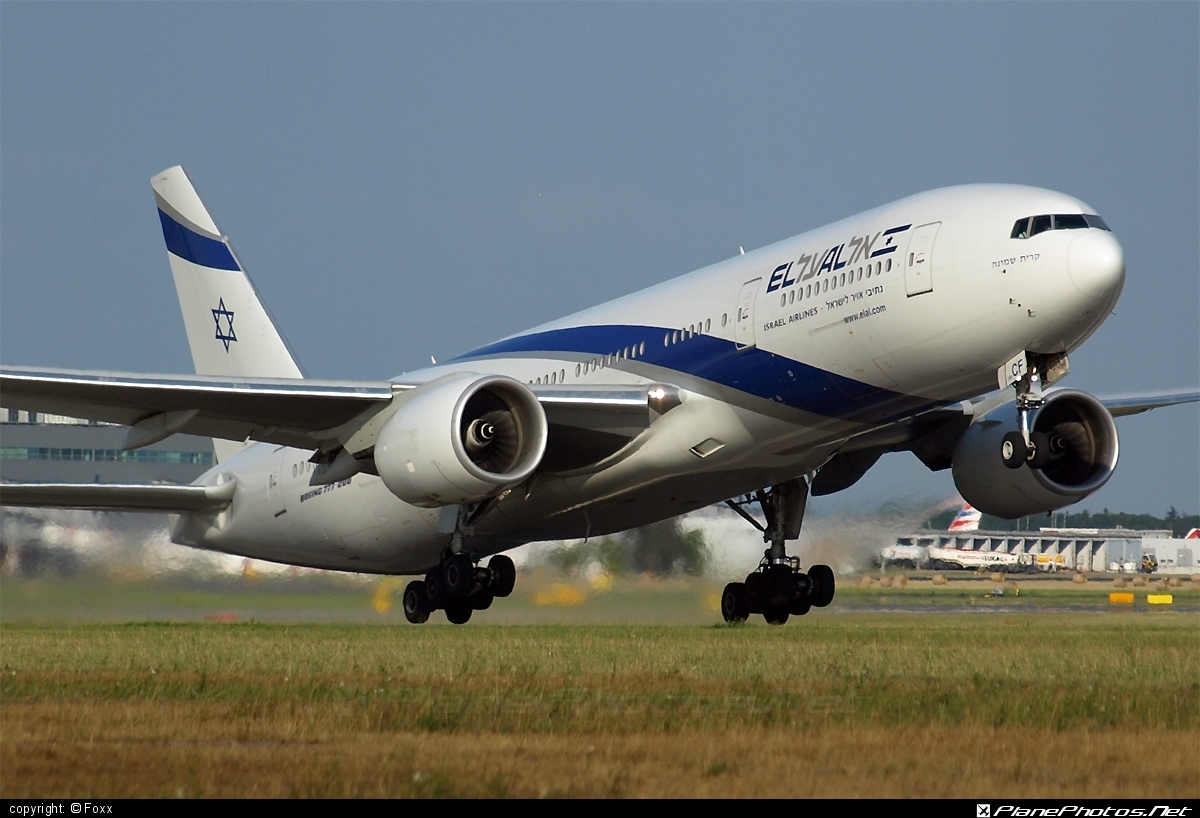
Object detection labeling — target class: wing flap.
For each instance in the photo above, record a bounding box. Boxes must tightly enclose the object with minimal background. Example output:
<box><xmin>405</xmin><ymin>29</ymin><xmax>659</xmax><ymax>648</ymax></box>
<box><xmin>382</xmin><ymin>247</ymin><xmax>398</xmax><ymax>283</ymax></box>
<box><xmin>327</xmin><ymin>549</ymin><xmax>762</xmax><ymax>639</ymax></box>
<box><xmin>0</xmin><ymin>480</ymin><xmax>236</xmax><ymax>512</ymax></box>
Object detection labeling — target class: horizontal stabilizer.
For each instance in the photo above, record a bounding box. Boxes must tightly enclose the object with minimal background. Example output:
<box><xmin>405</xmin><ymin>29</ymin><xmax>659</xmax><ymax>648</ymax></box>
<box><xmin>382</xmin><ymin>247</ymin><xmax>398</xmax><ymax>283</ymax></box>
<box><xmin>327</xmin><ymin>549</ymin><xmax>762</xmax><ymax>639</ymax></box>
<box><xmin>0</xmin><ymin>480</ymin><xmax>236</xmax><ymax>512</ymax></box>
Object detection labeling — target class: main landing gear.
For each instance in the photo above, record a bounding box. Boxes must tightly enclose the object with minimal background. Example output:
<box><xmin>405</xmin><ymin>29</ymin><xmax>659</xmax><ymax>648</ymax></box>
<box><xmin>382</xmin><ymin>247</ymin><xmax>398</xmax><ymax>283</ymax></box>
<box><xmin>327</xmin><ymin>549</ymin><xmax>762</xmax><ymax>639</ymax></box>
<box><xmin>402</xmin><ymin>552</ymin><xmax>516</xmax><ymax>624</ymax></box>
<box><xmin>720</xmin><ymin>477</ymin><xmax>835</xmax><ymax>625</ymax></box>
<box><xmin>402</xmin><ymin>504</ymin><xmax>516</xmax><ymax>624</ymax></box>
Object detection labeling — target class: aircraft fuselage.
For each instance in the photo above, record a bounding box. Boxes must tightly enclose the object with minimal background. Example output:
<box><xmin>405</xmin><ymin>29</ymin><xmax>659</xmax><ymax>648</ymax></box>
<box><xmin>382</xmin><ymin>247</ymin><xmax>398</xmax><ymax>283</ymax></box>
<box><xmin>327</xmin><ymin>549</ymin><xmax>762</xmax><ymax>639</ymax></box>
<box><xmin>172</xmin><ymin>184</ymin><xmax>1126</xmax><ymax>574</ymax></box>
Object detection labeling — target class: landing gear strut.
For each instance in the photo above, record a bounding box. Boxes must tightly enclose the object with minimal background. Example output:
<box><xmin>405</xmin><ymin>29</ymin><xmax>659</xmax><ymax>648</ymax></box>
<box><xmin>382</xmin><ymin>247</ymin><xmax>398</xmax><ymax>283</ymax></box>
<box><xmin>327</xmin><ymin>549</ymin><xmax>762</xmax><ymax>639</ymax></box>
<box><xmin>721</xmin><ymin>478</ymin><xmax>835</xmax><ymax>624</ymax></box>
<box><xmin>402</xmin><ymin>504</ymin><xmax>517</xmax><ymax>625</ymax></box>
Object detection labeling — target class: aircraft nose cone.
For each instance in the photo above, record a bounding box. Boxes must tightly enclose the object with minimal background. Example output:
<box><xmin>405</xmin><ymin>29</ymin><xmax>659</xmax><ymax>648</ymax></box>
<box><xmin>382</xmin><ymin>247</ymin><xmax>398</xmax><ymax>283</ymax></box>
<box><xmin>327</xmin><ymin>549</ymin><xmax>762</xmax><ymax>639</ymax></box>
<box><xmin>1067</xmin><ymin>230</ymin><xmax>1125</xmax><ymax>300</ymax></box>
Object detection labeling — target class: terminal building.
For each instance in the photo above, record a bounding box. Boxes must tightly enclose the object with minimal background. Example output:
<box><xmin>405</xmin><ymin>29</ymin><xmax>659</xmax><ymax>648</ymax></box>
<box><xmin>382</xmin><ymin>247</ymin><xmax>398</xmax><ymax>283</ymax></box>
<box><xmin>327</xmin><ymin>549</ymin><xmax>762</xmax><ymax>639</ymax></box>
<box><xmin>885</xmin><ymin>528</ymin><xmax>1196</xmax><ymax>575</ymax></box>
<box><xmin>1</xmin><ymin>410</ymin><xmax>219</xmax><ymax>576</ymax></box>
<box><xmin>1</xmin><ymin>409</ymin><xmax>214</xmax><ymax>486</ymax></box>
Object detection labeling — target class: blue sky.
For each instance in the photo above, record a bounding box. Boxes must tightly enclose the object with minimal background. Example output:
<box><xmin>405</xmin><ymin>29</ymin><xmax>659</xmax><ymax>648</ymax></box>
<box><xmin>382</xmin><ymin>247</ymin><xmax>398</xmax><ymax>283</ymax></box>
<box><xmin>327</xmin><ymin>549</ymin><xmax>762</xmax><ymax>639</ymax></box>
<box><xmin>2</xmin><ymin>3</ymin><xmax>1196</xmax><ymax>515</ymax></box>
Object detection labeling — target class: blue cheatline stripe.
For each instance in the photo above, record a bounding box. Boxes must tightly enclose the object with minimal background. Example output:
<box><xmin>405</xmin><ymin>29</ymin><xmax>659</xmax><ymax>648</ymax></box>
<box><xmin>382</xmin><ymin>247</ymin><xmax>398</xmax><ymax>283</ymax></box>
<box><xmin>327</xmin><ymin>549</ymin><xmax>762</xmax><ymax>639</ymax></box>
<box><xmin>452</xmin><ymin>324</ymin><xmax>940</xmax><ymax>424</ymax></box>
<box><xmin>158</xmin><ymin>209</ymin><xmax>240</xmax><ymax>271</ymax></box>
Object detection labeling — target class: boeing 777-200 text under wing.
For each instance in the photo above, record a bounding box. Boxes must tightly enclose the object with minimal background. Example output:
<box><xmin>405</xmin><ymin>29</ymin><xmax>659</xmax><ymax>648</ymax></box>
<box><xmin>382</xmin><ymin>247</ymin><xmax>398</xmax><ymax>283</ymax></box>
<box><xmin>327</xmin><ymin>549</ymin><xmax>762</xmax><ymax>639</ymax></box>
<box><xmin>3</xmin><ymin>167</ymin><xmax>1197</xmax><ymax>624</ymax></box>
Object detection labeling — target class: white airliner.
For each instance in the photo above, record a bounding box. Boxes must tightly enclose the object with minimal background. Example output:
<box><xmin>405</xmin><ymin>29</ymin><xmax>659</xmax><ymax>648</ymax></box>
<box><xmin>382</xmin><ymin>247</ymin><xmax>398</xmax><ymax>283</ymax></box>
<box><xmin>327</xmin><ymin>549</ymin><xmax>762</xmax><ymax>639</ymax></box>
<box><xmin>2</xmin><ymin>167</ymin><xmax>1196</xmax><ymax>624</ymax></box>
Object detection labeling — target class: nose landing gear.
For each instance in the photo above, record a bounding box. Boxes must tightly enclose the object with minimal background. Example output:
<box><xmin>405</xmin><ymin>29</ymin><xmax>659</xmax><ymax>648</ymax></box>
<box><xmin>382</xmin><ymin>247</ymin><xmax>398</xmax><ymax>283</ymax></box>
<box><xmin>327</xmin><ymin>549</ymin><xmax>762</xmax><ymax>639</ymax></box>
<box><xmin>721</xmin><ymin>477</ymin><xmax>835</xmax><ymax>624</ymax></box>
<box><xmin>1000</xmin><ymin>360</ymin><xmax>1067</xmax><ymax>471</ymax></box>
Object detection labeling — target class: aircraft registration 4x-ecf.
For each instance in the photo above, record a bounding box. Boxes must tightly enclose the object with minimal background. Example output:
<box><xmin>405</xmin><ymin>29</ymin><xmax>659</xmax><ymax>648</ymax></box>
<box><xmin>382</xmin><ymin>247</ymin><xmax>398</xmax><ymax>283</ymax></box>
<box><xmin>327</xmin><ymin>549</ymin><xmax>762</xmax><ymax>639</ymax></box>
<box><xmin>2</xmin><ymin>167</ymin><xmax>1195</xmax><ymax>624</ymax></box>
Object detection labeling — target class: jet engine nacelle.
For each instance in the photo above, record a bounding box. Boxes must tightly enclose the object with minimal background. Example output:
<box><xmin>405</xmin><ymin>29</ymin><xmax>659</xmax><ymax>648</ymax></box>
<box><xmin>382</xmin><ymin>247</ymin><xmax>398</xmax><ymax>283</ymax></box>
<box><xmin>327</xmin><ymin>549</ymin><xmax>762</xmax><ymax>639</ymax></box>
<box><xmin>375</xmin><ymin>374</ymin><xmax>548</xmax><ymax>508</ymax></box>
<box><xmin>951</xmin><ymin>389</ymin><xmax>1119</xmax><ymax>518</ymax></box>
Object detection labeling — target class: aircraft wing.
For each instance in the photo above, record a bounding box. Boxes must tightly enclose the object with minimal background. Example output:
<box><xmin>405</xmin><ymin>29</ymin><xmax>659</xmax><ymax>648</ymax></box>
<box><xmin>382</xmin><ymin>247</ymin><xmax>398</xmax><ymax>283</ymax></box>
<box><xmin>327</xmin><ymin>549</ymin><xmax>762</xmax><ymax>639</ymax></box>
<box><xmin>0</xmin><ymin>366</ymin><xmax>665</xmax><ymax>455</ymax></box>
<box><xmin>1097</xmin><ymin>390</ymin><xmax>1200</xmax><ymax>417</ymax></box>
<box><xmin>813</xmin><ymin>387</ymin><xmax>1200</xmax><ymax>495</ymax></box>
<box><xmin>0</xmin><ymin>366</ymin><xmax>398</xmax><ymax>450</ymax></box>
<box><xmin>0</xmin><ymin>480</ymin><xmax>235</xmax><ymax>512</ymax></box>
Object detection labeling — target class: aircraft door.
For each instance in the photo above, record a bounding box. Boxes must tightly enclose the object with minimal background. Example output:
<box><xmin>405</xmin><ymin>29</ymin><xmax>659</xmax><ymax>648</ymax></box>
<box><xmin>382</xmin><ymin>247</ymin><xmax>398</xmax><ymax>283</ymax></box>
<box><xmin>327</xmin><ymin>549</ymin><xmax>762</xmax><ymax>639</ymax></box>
<box><xmin>735</xmin><ymin>278</ymin><xmax>761</xmax><ymax>350</ymax></box>
<box><xmin>268</xmin><ymin>447</ymin><xmax>288</xmax><ymax>519</ymax></box>
<box><xmin>904</xmin><ymin>222</ymin><xmax>941</xmax><ymax>297</ymax></box>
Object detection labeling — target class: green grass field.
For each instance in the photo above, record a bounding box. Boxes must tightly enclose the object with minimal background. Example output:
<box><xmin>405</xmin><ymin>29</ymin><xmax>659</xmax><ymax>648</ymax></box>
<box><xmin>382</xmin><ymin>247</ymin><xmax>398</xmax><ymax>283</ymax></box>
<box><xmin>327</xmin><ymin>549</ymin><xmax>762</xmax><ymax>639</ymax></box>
<box><xmin>3</xmin><ymin>569</ymin><xmax>1196</xmax><ymax>624</ymax></box>
<box><xmin>2</xmin><ymin>588</ymin><xmax>1197</xmax><ymax>797</ymax></box>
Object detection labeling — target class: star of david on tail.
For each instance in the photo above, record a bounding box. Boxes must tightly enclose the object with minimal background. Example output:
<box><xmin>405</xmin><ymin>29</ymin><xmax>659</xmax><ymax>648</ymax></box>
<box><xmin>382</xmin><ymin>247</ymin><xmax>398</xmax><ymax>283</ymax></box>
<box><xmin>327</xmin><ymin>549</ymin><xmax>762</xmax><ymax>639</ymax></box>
<box><xmin>211</xmin><ymin>298</ymin><xmax>237</xmax><ymax>351</ymax></box>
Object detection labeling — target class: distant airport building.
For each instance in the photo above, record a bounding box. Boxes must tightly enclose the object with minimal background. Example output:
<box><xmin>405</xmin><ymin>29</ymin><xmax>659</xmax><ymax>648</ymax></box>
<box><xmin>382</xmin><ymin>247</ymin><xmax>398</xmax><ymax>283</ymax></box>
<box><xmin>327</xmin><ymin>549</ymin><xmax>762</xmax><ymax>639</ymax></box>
<box><xmin>883</xmin><ymin>528</ymin><xmax>1195</xmax><ymax>575</ymax></box>
<box><xmin>0</xmin><ymin>409</ymin><xmax>214</xmax><ymax>485</ymax></box>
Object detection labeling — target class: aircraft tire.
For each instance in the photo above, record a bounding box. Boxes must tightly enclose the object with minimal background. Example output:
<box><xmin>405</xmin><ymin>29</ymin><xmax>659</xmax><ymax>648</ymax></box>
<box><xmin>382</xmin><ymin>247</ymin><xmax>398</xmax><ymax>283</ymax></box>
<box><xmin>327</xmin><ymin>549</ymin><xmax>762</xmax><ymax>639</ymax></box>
<box><xmin>744</xmin><ymin>572</ymin><xmax>766</xmax><ymax>614</ymax></box>
<box><xmin>472</xmin><ymin>589</ymin><xmax>494</xmax><ymax>611</ymax></box>
<box><xmin>424</xmin><ymin>571</ymin><xmax>445</xmax><ymax>608</ymax></box>
<box><xmin>808</xmin><ymin>564</ymin><xmax>835</xmax><ymax>607</ymax></box>
<box><xmin>445</xmin><ymin>603</ymin><xmax>473</xmax><ymax>625</ymax></box>
<box><xmin>721</xmin><ymin>582</ymin><xmax>749</xmax><ymax>622</ymax></box>
<box><xmin>403</xmin><ymin>581</ymin><xmax>430</xmax><ymax>624</ymax></box>
<box><xmin>489</xmin><ymin>555</ymin><xmax>516</xmax><ymax>597</ymax></box>
<box><xmin>763</xmin><ymin>605</ymin><xmax>789</xmax><ymax>625</ymax></box>
<box><xmin>1001</xmin><ymin>431</ymin><xmax>1027</xmax><ymax>469</ymax></box>
<box><xmin>443</xmin><ymin>554</ymin><xmax>475</xmax><ymax>600</ymax></box>
<box><xmin>788</xmin><ymin>597</ymin><xmax>811</xmax><ymax>616</ymax></box>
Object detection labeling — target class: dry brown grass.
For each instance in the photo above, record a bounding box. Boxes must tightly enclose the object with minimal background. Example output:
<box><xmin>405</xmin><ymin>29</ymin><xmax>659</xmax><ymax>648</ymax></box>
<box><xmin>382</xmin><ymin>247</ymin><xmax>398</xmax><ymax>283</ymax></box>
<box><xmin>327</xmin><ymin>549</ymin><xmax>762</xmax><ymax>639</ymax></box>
<box><xmin>2</xmin><ymin>616</ymin><xmax>1197</xmax><ymax>797</ymax></box>
<box><xmin>4</xmin><ymin>708</ymin><xmax>1194</xmax><ymax>798</ymax></box>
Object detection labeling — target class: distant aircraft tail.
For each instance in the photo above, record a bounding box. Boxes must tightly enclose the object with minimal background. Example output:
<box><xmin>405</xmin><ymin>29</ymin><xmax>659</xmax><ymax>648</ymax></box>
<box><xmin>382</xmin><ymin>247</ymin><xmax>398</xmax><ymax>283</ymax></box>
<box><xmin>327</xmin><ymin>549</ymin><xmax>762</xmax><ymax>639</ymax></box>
<box><xmin>948</xmin><ymin>502</ymin><xmax>982</xmax><ymax>532</ymax></box>
<box><xmin>152</xmin><ymin>166</ymin><xmax>305</xmax><ymax>462</ymax></box>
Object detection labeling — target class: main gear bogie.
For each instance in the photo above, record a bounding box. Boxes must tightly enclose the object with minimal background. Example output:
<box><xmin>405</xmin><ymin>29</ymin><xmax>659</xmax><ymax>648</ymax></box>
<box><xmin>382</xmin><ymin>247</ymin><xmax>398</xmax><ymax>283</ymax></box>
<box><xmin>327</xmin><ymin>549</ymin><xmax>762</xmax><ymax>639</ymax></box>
<box><xmin>405</xmin><ymin>551</ymin><xmax>519</xmax><ymax>625</ymax></box>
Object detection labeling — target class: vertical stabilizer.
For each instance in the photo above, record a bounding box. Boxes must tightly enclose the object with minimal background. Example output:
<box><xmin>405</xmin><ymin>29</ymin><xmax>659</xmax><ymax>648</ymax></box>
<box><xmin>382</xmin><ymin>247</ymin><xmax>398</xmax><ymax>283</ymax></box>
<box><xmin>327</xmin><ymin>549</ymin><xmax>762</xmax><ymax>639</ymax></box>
<box><xmin>152</xmin><ymin>166</ymin><xmax>305</xmax><ymax>462</ymax></box>
<box><xmin>948</xmin><ymin>503</ymin><xmax>982</xmax><ymax>532</ymax></box>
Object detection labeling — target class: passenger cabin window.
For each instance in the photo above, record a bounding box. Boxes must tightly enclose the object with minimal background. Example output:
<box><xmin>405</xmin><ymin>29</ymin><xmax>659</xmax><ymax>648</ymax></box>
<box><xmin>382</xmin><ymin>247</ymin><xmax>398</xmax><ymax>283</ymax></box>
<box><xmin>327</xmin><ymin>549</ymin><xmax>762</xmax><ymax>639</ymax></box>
<box><xmin>1012</xmin><ymin>213</ymin><xmax>1111</xmax><ymax>239</ymax></box>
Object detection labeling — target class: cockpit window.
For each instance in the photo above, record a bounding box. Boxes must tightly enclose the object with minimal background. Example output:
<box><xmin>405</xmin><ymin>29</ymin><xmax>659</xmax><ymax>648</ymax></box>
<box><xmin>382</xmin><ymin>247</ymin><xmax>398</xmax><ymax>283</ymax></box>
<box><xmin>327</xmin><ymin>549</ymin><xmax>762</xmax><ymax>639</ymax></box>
<box><xmin>1053</xmin><ymin>214</ymin><xmax>1088</xmax><ymax>230</ymax></box>
<box><xmin>1011</xmin><ymin>213</ymin><xmax>1112</xmax><ymax>239</ymax></box>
